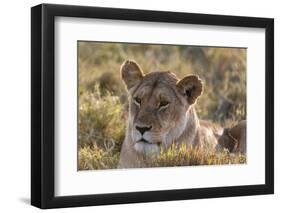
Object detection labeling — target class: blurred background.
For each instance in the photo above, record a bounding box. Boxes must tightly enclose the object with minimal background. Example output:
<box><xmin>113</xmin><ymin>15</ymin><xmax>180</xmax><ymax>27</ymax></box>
<box><xmin>78</xmin><ymin>41</ymin><xmax>246</xmax><ymax>170</ymax></box>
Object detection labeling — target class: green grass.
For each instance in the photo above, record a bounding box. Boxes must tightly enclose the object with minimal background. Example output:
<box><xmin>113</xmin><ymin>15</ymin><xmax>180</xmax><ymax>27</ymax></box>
<box><xmin>78</xmin><ymin>42</ymin><xmax>246</xmax><ymax>170</ymax></box>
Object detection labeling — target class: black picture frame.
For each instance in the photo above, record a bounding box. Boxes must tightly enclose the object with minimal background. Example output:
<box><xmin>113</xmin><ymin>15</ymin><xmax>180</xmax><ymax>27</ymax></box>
<box><xmin>31</xmin><ymin>3</ymin><xmax>274</xmax><ymax>209</ymax></box>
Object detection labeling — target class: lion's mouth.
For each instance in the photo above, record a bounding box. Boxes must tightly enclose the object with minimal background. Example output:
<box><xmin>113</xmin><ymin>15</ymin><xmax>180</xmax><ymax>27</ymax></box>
<box><xmin>137</xmin><ymin>138</ymin><xmax>161</xmax><ymax>146</ymax></box>
<box><xmin>138</xmin><ymin>138</ymin><xmax>150</xmax><ymax>143</ymax></box>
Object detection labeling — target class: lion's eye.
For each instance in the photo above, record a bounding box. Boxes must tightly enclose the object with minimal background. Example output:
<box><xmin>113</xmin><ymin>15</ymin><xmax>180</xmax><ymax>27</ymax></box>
<box><xmin>134</xmin><ymin>97</ymin><xmax>141</xmax><ymax>106</ymax></box>
<box><xmin>159</xmin><ymin>101</ymin><xmax>169</xmax><ymax>109</ymax></box>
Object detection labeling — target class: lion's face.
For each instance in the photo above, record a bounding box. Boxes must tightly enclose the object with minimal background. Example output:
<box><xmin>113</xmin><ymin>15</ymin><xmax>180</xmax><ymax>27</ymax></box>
<box><xmin>121</xmin><ymin>60</ymin><xmax>203</xmax><ymax>157</ymax></box>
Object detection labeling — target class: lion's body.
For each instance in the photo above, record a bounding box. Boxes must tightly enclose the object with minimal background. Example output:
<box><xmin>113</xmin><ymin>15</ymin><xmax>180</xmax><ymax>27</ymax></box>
<box><xmin>118</xmin><ymin>60</ymin><xmax>223</xmax><ymax>168</ymax></box>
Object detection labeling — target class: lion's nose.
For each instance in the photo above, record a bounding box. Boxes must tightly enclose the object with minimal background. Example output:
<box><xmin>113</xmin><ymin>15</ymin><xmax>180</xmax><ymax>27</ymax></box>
<box><xmin>136</xmin><ymin>125</ymin><xmax>152</xmax><ymax>135</ymax></box>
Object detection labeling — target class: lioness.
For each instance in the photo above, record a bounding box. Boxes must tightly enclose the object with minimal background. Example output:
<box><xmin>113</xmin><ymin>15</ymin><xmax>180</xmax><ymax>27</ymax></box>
<box><xmin>118</xmin><ymin>60</ymin><xmax>223</xmax><ymax>168</ymax></box>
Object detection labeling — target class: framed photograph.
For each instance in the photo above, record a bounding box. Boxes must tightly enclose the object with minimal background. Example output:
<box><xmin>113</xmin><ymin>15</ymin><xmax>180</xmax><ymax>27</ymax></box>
<box><xmin>31</xmin><ymin>3</ymin><xmax>274</xmax><ymax>209</ymax></box>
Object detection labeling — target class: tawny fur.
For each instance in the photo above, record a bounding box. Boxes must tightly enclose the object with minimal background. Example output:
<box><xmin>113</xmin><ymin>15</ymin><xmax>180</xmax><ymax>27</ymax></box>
<box><xmin>118</xmin><ymin>60</ymin><xmax>223</xmax><ymax>168</ymax></box>
<box><xmin>217</xmin><ymin>120</ymin><xmax>246</xmax><ymax>154</ymax></box>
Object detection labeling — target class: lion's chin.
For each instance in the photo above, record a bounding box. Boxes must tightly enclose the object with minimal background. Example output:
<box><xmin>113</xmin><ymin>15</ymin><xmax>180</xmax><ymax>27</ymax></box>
<box><xmin>134</xmin><ymin>142</ymin><xmax>160</xmax><ymax>157</ymax></box>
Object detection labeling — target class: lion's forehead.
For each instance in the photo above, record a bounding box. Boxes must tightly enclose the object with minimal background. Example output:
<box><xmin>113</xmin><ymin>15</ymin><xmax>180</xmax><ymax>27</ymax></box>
<box><xmin>136</xmin><ymin>84</ymin><xmax>174</xmax><ymax>98</ymax></box>
<box><xmin>142</xmin><ymin>71</ymin><xmax>178</xmax><ymax>84</ymax></box>
<box><xmin>133</xmin><ymin>73</ymin><xmax>179</xmax><ymax>98</ymax></box>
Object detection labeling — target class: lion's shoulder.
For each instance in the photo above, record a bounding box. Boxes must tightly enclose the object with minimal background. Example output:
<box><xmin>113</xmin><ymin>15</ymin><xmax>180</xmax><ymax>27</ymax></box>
<box><xmin>199</xmin><ymin>120</ymin><xmax>223</xmax><ymax>137</ymax></box>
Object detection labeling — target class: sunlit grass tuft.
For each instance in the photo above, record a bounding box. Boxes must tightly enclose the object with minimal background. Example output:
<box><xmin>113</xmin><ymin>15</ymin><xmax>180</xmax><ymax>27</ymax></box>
<box><xmin>148</xmin><ymin>144</ymin><xmax>246</xmax><ymax>168</ymax></box>
<box><xmin>79</xmin><ymin>85</ymin><xmax>126</xmax><ymax>150</ymax></box>
<box><xmin>78</xmin><ymin>144</ymin><xmax>120</xmax><ymax>170</ymax></box>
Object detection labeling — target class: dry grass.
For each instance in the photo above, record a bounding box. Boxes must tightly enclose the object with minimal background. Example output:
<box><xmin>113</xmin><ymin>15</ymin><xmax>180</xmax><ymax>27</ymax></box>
<box><xmin>149</xmin><ymin>144</ymin><xmax>246</xmax><ymax>168</ymax></box>
<box><xmin>78</xmin><ymin>42</ymin><xmax>246</xmax><ymax>170</ymax></box>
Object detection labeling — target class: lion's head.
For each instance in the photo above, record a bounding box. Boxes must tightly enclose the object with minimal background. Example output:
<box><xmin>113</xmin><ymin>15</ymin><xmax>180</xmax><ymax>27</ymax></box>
<box><xmin>121</xmin><ymin>60</ymin><xmax>203</xmax><ymax>157</ymax></box>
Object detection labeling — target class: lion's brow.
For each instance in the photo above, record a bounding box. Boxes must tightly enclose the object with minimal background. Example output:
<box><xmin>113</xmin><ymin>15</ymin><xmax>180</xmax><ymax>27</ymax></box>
<box><xmin>130</xmin><ymin>80</ymin><xmax>144</xmax><ymax>97</ymax></box>
<box><xmin>130</xmin><ymin>79</ymin><xmax>184</xmax><ymax>105</ymax></box>
<box><xmin>147</xmin><ymin>80</ymin><xmax>160</xmax><ymax>100</ymax></box>
<box><xmin>159</xmin><ymin>82</ymin><xmax>185</xmax><ymax>105</ymax></box>
<box><xmin>130</xmin><ymin>79</ymin><xmax>159</xmax><ymax>98</ymax></box>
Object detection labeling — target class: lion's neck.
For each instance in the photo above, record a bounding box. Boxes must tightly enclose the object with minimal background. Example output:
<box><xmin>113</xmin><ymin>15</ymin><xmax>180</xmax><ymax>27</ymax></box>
<box><xmin>175</xmin><ymin>106</ymin><xmax>200</xmax><ymax>146</ymax></box>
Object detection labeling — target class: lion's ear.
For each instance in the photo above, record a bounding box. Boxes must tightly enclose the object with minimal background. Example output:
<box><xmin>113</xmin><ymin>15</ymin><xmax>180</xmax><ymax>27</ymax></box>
<box><xmin>176</xmin><ymin>75</ymin><xmax>203</xmax><ymax>105</ymax></box>
<box><xmin>120</xmin><ymin>60</ymin><xmax>144</xmax><ymax>90</ymax></box>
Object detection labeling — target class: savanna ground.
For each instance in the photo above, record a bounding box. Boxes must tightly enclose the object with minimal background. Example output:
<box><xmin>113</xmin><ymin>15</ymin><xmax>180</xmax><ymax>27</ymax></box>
<box><xmin>78</xmin><ymin>41</ymin><xmax>246</xmax><ymax>170</ymax></box>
